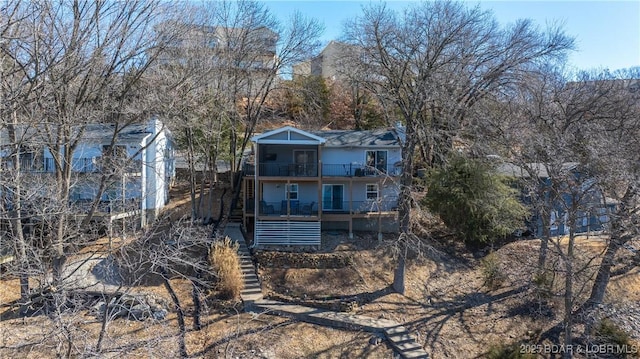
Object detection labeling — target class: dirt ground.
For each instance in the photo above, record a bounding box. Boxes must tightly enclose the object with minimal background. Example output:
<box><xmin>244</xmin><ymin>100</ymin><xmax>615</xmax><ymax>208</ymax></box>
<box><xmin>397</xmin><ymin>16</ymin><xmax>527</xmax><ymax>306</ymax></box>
<box><xmin>1</xmin><ymin>181</ymin><xmax>639</xmax><ymax>358</ymax></box>
<box><xmin>258</xmin><ymin>233</ymin><xmax>640</xmax><ymax>358</ymax></box>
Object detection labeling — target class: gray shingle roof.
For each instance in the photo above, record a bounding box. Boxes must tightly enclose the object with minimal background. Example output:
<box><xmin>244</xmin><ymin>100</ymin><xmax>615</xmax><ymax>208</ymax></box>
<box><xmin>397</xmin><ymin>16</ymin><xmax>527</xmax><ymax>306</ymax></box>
<box><xmin>495</xmin><ymin>162</ymin><xmax>580</xmax><ymax>179</ymax></box>
<box><xmin>310</xmin><ymin>128</ymin><xmax>401</xmax><ymax>147</ymax></box>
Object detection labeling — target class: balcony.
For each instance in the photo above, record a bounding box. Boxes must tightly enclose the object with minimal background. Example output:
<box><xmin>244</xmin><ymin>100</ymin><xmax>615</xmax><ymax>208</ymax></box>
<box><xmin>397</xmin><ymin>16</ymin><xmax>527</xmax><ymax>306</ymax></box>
<box><xmin>322</xmin><ymin>163</ymin><xmax>402</xmax><ymax>177</ymax></box>
<box><xmin>322</xmin><ymin>198</ymin><xmax>399</xmax><ymax>214</ymax></box>
<box><xmin>244</xmin><ymin>162</ymin><xmax>319</xmax><ymax>177</ymax></box>
<box><xmin>255</xmin><ymin>200</ymin><xmax>318</xmax><ymax>217</ymax></box>
<box><xmin>16</xmin><ymin>157</ymin><xmax>142</xmax><ymax>174</ymax></box>
<box><xmin>70</xmin><ymin>197</ymin><xmax>142</xmax><ymax>213</ymax></box>
<box><xmin>247</xmin><ymin>197</ymin><xmax>398</xmax><ymax>217</ymax></box>
<box><xmin>242</xmin><ymin>162</ymin><xmax>403</xmax><ymax>177</ymax></box>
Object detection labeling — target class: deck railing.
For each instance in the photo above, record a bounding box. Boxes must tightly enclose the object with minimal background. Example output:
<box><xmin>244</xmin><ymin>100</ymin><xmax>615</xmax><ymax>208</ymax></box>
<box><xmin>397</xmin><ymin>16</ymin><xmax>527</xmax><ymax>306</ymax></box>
<box><xmin>322</xmin><ymin>198</ymin><xmax>399</xmax><ymax>213</ymax></box>
<box><xmin>250</xmin><ymin>197</ymin><xmax>398</xmax><ymax>216</ymax></box>
<box><xmin>15</xmin><ymin>157</ymin><xmax>142</xmax><ymax>174</ymax></box>
<box><xmin>243</xmin><ymin>162</ymin><xmax>402</xmax><ymax>177</ymax></box>
<box><xmin>243</xmin><ymin>162</ymin><xmax>318</xmax><ymax>177</ymax></box>
<box><xmin>322</xmin><ymin>163</ymin><xmax>401</xmax><ymax>177</ymax></box>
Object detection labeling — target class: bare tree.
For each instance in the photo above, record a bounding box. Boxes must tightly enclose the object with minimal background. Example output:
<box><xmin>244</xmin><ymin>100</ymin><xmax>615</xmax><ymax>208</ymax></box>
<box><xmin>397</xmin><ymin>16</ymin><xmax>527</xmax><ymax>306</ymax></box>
<box><xmin>579</xmin><ymin>69</ymin><xmax>640</xmax><ymax>310</ymax></box>
<box><xmin>149</xmin><ymin>0</ymin><xmax>322</xmax><ymax>220</ymax></box>
<box><xmin>7</xmin><ymin>0</ymin><xmax>174</xmax><ymax>284</ymax></box>
<box><xmin>211</xmin><ymin>1</ymin><xmax>322</xmax><ymax>193</ymax></box>
<box><xmin>342</xmin><ymin>0</ymin><xmax>574</xmax><ymax>293</ymax></box>
<box><xmin>491</xmin><ymin>65</ymin><xmax>640</xmax><ymax>352</ymax></box>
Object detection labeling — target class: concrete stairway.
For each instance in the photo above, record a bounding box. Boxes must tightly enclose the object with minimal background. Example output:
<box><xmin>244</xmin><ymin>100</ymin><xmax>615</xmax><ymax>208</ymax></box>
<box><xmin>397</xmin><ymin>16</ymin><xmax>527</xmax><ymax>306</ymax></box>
<box><xmin>222</xmin><ymin>223</ymin><xmax>429</xmax><ymax>359</ymax></box>
<box><xmin>223</xmin><ymin>223</ymin><xmax>263</xmax><ymax>308</ymax></box>
<box><xmin>254</xmin><ymin>300</ymin><xmax>429</xmax><ymax>359</ymax></box>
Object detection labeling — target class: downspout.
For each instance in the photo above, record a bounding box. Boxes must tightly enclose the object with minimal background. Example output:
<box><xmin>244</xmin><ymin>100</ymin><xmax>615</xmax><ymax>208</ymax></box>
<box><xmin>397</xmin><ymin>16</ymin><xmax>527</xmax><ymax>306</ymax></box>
<box><xmin>253</xmin><ymin>142</ymin><xmax>259</xmax><ymax>248</ymax></box>
<box><xmin>140</xmin><ymin>143</ymin><xmax>147</xmax><ymax>228</ymax></box>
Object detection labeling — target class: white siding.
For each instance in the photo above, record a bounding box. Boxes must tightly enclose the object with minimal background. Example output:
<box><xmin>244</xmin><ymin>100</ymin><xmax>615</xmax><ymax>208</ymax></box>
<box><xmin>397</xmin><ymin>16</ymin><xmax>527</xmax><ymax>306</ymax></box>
<box><xmin>144</xmin><ymin>118</ymin><xmax>172</xmax><ymax>215</ymax></box>
<box><xmin>255</xmin><ymin>221</ymin><xmax>321</xmax><ymax>246</ymax></box>
<box><xmin>322</xmin><ymin>147</ymin><xmax>402</xmax><ymax>167</ymax></box>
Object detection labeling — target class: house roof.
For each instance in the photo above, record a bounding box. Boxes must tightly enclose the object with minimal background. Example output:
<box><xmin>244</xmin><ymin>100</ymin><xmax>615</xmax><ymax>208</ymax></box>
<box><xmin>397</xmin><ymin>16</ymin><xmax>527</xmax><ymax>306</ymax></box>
<box><xmin>251</xmin><ymin>126</ymin><xmax>402</xmax><ymax>147</ymax></box>
<box><xmin>251</xmin><ymin>126</ymin><xmax>327</xmax><ymax>144</ymax></box>
<box><xmin>310</xmin><ymin>128</ymin><xmax>401</xmax><ymax>147</ymax></box>
<box><xmin>82</xmin><ymin>122</ymin><xmax>153</xmax><ymax>142</ymax></box>
<box><xmin>496</xmin><ymin>162</ymin><xmax>580</xmax><ymax>179</ymax></box>
<box><xmin>0</xmin><ymin>119</ymin><xmax>168</xmax><ymax>149</ymax></box>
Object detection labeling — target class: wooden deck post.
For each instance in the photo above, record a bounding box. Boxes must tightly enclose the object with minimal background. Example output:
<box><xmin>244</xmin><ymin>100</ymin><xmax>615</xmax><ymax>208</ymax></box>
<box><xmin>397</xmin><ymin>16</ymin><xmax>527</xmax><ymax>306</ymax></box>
<box><xmin>349</xmin><ymin>178</ymin><xmax>353</xmax><ymax>239</ymax></box>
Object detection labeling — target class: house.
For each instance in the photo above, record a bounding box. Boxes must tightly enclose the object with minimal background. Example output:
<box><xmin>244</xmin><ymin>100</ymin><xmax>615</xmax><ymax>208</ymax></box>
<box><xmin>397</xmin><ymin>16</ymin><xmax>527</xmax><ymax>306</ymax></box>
<box><xmin>241</xmin><ymin>126</ymin><xmax>402</xmax><ymax>247</ymax></box>
<box><xmin>496</xmin><ymin>161</ymin><xmax>615</xmax><ymax>237</ymax></box>
<box><xmin>1</xmin><ymin>118</ymin><xmax>175</xmax><ymax>228</ymax></box>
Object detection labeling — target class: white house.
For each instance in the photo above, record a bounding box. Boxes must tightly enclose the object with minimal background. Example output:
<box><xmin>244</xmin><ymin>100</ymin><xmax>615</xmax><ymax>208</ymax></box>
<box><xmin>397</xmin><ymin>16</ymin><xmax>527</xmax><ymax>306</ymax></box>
<box><xmin>242</xmin><ymin>126</ymin><xmax>402</xmax><ymax>247</ymax></box>
<box><xmin>1</xmin><ymin>118</ymin><xmax>175</xmax><ymax>227</ymax></box>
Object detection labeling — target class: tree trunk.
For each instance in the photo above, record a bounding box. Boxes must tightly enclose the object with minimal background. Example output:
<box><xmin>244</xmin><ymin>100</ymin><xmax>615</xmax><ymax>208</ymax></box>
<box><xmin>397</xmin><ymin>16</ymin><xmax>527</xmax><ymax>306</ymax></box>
<box><xmin>162</xmin><ymin>273</ymin><xmax>187</xmax><ymax>358</ymax></box>
<box><xmin>207</xmin><ymin>155</ymin><xmax>217</xmax><ymax>224</ymax></box>
<box><xmin>7</xmin><ymin>119</ymin><xmax>30</xmax><ymax>303</ymax></box>
<box><xmin>192</xmin><ymin>280</ymin><xmax>202</xmax><ymax>331</ymax></box>
<box><xmin>393</xmin><ymin>248</ymin><xmax>406</xmax><ymax>293</ymax></box>
<box><xmin>197</xmin><ymin>165</ymin><xmax>206</xmax><ymax>223</ymax></box>
<box><xmin>563</xmin><ymin>229</ymin><xmax>574</xmax><ymax>358</ymax></box>
<box><xmin>185</xmin><ymin>127</ymin><xmax>198</xmax><ymax>221</ymax></box>
<box><xmin>11</xmin><ymin>217</ymin><xmax>30</xmax><ymax>301</ymax></box>
<box><xmin>538</xmin><ymin>206</ymin><xmax>551</xmax><ymax>270</ymax></box>
<box><xmin>393</xmin><ymin>127</ymin><xmax>415</xmax><ymax>295</ymax></box>
<box><xmin>585</xmin><ymin>237</ymin><xmax>621</xmax><ymax>309</ymax></box>
<box><xmin>95</xmin><ymin>293</ymin><xmax>113</xmax><ymax>353</ymax></box>
<box><xmin>584</xmin><ymin>183</ymin><xmax>636</xmax><ymax>310</ymax></box>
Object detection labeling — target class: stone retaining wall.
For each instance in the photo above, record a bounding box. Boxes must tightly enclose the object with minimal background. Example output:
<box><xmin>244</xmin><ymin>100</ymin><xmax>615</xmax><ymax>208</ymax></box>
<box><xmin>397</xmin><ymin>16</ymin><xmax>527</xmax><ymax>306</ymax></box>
<box><xmin>254</xmin><ymin>251</ymin><xmax>353</xmax><ymax>269</ymax></box>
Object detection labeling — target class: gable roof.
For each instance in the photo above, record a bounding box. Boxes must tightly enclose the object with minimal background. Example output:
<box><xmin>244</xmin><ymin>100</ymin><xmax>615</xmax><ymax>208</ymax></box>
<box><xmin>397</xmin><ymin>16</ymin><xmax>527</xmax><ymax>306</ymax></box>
<box><xmin>251</xmin><ymin>126</ymin><xmax>402</xmax><ymax>147</ymax></box>
<box><xmin>251</xmin><ymin>126</ymin><xmax>327</xmax><ymax>144</ymax></box>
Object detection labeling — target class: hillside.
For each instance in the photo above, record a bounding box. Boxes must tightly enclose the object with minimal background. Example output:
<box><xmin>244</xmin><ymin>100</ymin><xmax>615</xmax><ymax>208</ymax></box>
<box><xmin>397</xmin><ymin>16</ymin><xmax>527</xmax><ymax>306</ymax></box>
<box><xmin>1</xmin><ymin>184</ymin><xmax>639</xmax><ymax>358</ymax></box>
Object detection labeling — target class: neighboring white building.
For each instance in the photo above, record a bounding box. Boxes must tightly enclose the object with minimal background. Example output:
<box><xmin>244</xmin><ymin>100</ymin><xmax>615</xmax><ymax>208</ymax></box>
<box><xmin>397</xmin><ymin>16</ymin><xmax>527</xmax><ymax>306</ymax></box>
<box><xmin>1</xmin><ymin>118</ymin><xmax>175</xmax><ymax>227</ymax></box>
<box><xmin>242</xmin><ymin>126</ymin><xmax>402</xmax><ymax>247</ymax></box>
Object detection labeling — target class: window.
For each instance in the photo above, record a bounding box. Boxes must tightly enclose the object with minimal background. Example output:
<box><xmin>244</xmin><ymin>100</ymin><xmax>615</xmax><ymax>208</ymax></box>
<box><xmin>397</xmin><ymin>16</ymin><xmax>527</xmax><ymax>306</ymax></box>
<box><xmin>293</xmin><ymin>150</ymin><xmax>317</xmax><ymax>176</ymax></box>
<box><xmin>101</xmin><ymin>145</ymin><xmax>128</xmax><ymax>173</ymax></box>
<box><xmin>287</xmin><ymin>183</ymin><xmax>298</xmax><ymax>200</ymax></box>
<box><xmin>366</xmin><ymin>150</ymin><xmax>388</xmax><ymax>172</ymax></box>
<box><xmin>322</xmin><ymin>184</ymin><xmax>344</xmax><ymax>210</ymax></box>
<box><xmin>366</xmin><ymin>184</ymin><xmax>379</xmax><ymax>200</ymax></box>
<box><xmin>293</xmin><ymin>150</ymin><xmax>316</xmax><ymax>164</ymax></box>
<box><xmin>102</xmin><ymin>145</ymin><xmax>128</xmax><ymax>161</ymax></box>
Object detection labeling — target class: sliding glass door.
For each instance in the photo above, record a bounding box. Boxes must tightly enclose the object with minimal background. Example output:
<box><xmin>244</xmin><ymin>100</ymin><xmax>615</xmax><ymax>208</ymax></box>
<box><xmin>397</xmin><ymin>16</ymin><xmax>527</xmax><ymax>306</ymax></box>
<box><xmin>322</xmin><ymin>184</ymin><xmax>344</xmax><ymax>211</ymax></box>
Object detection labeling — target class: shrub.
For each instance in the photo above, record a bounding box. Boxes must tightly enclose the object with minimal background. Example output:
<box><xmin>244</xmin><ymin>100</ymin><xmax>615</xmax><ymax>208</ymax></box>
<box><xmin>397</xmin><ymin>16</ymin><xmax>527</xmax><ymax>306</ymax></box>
<box><xmin>485</xmin><ymin>342</ymin><xmax>536</xmax><ymax>359</ymax></box>
<box><xmin>592</xmin><ymin>318</ymin><xmax>637</xmax><ymax>358</ymax></box>
<box><xmin>421</xmin><ymin>155</ymin><xmax>528</xmax><ymax>245</ymax></box>
<box><xmin>481</xmin><ymin>251</ymin><xmax>505</xmax><ymax>290</ymax></box>
<box><xmin>532</xmin><ymin>270</ymin><xmax>554</xmax><ymax>299</ymax></box>
<box><xmin>209</xmin><ymin>237</ymin><xmax>243</xmax><ymax>300</ymax></box>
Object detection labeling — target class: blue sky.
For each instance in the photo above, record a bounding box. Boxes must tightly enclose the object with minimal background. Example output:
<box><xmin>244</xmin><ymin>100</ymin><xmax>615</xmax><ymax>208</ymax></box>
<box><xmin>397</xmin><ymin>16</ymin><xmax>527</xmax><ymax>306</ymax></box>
<box><xmin>263</xmin><ymin>0</ymin><xmax>640</xmax><ymax>72</ymax></box>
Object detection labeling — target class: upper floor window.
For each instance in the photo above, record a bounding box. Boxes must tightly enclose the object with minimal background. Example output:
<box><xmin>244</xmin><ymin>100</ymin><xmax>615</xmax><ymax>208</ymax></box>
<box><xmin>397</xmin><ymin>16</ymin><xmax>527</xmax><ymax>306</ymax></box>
<box><xmin>366</xmin><ymin>150</ymin><xmax>387</xmax><ymax>173</ymax></box>
<box><xmin>294</xmin><ymin>150</ymin><xmax>316</xmax><ymax>165</ymax></box>
<box><xmin>103</xmin><ymin>145</ymin><xmax>128</xmax><ymax>158</ymax></box>
<box><xmin>102</xmin><ymin>145</ymin><xmax>128</xmax><ymax>171</ymax></box>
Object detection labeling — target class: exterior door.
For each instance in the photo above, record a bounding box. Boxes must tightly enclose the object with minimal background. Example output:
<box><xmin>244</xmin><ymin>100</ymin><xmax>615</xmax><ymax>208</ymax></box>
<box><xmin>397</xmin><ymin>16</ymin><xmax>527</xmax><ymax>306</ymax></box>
<box><xmin>293</xmin><ymin>150</ymin><xmax>317</xmax><ymax>176</ymax></box>
<box><xmin>322</xmin><ymin>184</ymin><xmax>343</xmax><ymax>211</ymax></box>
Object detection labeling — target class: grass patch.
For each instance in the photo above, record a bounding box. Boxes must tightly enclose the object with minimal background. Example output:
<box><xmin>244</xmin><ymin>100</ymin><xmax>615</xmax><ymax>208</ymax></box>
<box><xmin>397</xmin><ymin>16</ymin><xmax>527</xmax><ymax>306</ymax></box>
<box><xmin>481</xmin><ymin>251</ymin><xmax>505</xmax><ymax>290</ymax></box>
<box><xmin>592</xmin><ymin>318</ymin><xmax>638</xmax><ymax>358</ymax></box>
<box><xmin>209</xmin><ymin>236</ymin><xmax>243</xmax><ymax>300</ymax></box>
<box><xmin>485</xmin><ymin>341</ymin><xmax>536</xmax><ymax>359</ymax></box>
